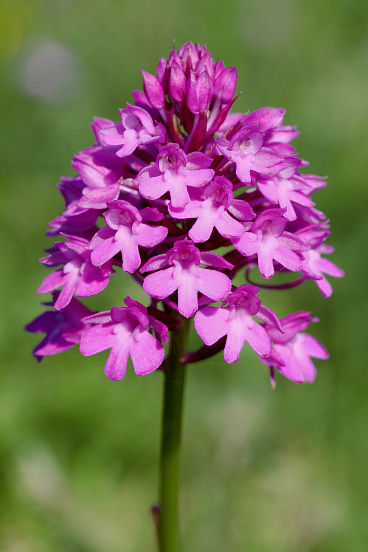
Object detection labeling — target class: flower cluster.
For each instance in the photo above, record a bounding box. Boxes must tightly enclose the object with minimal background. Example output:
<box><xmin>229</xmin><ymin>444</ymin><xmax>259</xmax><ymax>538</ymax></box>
<box><xmin>26</xmin><ymin>42</ymin><xmax>343</xmax><ymax>385</ymax></box>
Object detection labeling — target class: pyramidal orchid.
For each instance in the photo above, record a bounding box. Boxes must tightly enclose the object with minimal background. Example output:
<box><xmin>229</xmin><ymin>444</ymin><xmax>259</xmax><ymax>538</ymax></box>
<box><xmin>26</xmin><ymin>42</ymin><xmax>343</xmax><ymax>552</ymax></box>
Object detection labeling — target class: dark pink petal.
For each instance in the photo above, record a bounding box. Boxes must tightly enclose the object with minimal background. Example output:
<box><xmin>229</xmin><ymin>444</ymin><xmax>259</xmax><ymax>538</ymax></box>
<box><xmin>54</xmin><ymin>274</ymin><xmax>79</xmax><ymax>310</ymax></box>
<box><xmin>228</xmin><ymin>199</ymin><xmax>255</xmax><ymax>221</ymax></box>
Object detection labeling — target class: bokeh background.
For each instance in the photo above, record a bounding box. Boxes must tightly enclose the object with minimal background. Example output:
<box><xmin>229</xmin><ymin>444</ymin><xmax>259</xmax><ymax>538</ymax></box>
<box><xmin>1</xmin><ymin>0</ymin><xmax>367</xmax><ymax>550</ymax></box>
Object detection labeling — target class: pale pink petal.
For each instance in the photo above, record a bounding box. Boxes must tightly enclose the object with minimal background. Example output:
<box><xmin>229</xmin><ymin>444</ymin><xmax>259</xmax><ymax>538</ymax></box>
<box><xmin>54</xmin><ymin>274</ymin><xmax>78</xmax><ymax>310</ymax></box>
<box><xmin>182</xmin><ymin>168</ymin><xmax>214</xmax><ymax>187</ymax></box>
<box><xmin>319</xmin><ymin>258</ymin><xmax>344</xmax><ymax>278</ymax></box>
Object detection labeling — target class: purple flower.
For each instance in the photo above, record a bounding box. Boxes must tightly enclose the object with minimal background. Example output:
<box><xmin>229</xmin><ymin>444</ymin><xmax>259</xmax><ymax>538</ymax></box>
<box><xmin>27</xmin><ymin>41</ymin><xmax>342</xmax><ymax>383</ymax></box>
<box><xmin>262</xmin><ymin>312</ymin><xmax>329</xmax><ymax>384</ymax></box>
<box><xmin>38</xmin><ymin>235</ymin><xmax>114</xmax><ymax>310</ymax></box>
<box><xmin>194</xmin><ymin>285</ymin><xmax>282</xmax><ymax>363</ymax></box>
<box><xmin>26</xmin><ymin>294</ymin><xmax>93</xmax><ymax>361</ymax></box>
<box><xmin>217</xmin><ymin>130</ymin><xmax>282</xmax><ymax>184</ymax></box>
<box><xmin>89</xmin><ymin>200</ymin><xmax>168</xmax><ymax>273</ymax></box>
<box><xmin>233</xmin><ymin>209</ymin><xmax>305</xmax><ymax>278</ymax></box>
<box><xmin>257</xmin><ymin>160</ymin><xmax>315</xmax><ymax>221</ymax></box>
<box><xmin>136</xmin><ymin>144</ymin><xmax>214</xmax><ymax>208</ymax></box>
<box><xmin>80</xmin><ymin>297</ymin><xmax>167</xmax><ymax>380</ymax></box>
<box><xmin>297</xmin><ymin>227</ymin><xmax>344</xmax><ymax>297</ymax></box>
<box><xmin>92</xmin><ymin>104</ymin><xmax>165</xmax><ymax>157</ymax></box>
<box><xmin>141</xmin><ymin>240</ymin><xmax>233</xmax><ymax>318</ymax></box>
<box><xmin>168</xmin><ymin>176</ymin><xmax>254</xmax><ymax>243</ymax></box>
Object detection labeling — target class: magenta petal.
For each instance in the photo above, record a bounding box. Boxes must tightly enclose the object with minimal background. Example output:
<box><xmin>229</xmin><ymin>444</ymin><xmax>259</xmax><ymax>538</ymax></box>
<box><xmin>139</xmin><ymin>175</ymin><xmax>168</xmax><ymax>201</ymax></box>
<box><xmin>91</xmin><ymin>236</ymin><xmax>122</xmax><ymax>266</ymax></box>
<box><xmin>134</xmin><ymin>223</ymin><xmax>168</xmax><ymax>247</ymax></box>
<box><xmin>130</xmin><ymin>331</ymin><xmax>165</xmax><ymax>375</ymax></box>
<box><xmin>76</xmin><ymin>264</ymin><xmax>109</xmax><ymax>297</ymax></box>
<box><xmin>215</xmin><ymin>211</ymin><xmax>245</xmax><ymax>239</ymax></box>
<box><xmin>196</xmin><ymin>268</ymin><xmax>231</xmax><ymax>301</ymax></box>
<box><xmin>189</xmin><ymin>213</ymin><xmax>216</xmax><ymax>243</ymax></box>
<box><xmin>243</xmin><ymin>322</ymin><xmax>271</xmax><ymax>357</ymax></box>
<box><xmin>80</xmin><ymin>324</ymin><xmax>116</xmax><ymax>356</ymax></box>
<box><xmin>54</xmin><ymin>274</ymin><xmax>78</xmax><ymax>310</ymax></box>
<box><xmin>104</xmin><ymin>343</ymin><xmax>130</xmax><ymax>381</ymax></box>
<box><xmin>143</xmin><ymin>267</ymin><xmax>177</xmax><ymax>299</ymax></box>
<box><xmin>194</xmin><ymin>306</ymin><xmax>229</xmax><ymax>346</ymax></box>
<box><xmin>38</xmin><ymin>270</ymin><xmax>66</xmax><ymax>294</ymax></box>
<box><xmin>301</xmin><ymin>334</ymin><xmax>329</xmax><ymax>359</ymax></box>
<box><xmin>273</xmin><ymin>247</ymin><xmax>301</xmax><ymax>273</ymax></box>
<box><xmin>177</xmin><ymin>274</ymin><xmax>199</xmax><ymax>318</ymax></box>
<box><xmin>223</xmin><ymin>323</ymin><xmax>246</xmax><ymax>363</ymax></box>
<box><xmin>257</xmin><ymin>250</ymin><xmax>275</xmax><ymax>279</ymax></box>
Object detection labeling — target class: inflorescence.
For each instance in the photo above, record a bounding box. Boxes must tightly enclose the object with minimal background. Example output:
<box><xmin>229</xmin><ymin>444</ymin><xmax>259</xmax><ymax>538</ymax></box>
<box><xmin>26</xmin><ymin>41</ymin><xmax>344</xmax><ymax>385</ymax></box>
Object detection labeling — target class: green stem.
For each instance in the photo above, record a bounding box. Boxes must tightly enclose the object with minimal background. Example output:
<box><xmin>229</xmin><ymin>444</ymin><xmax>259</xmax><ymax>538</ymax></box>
<box><xmin>157</xmin><ymin>318</ymin><xmax>190</xmax><ymax>552</ymax></box>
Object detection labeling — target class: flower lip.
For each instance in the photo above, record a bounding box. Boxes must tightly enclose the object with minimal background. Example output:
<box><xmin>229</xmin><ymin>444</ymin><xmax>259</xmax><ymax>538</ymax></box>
<box><xmin>167</xmin><ymin>239</ymin><xmax>201</xmax><ymax>267</ymax></box>
<box><xmin>225</xmin><ymin>285</ymin><xmax>261</xmax><ymax>315</ymax></box>
<box><xmin>202</xmin><ymin>176</ymin><xmax>233</xmax><ymax>209</ymax></box>
<box><xmin>157</xmin><ymin>143</ymin><xmax>186</xmax><ymax>172</ymax></box>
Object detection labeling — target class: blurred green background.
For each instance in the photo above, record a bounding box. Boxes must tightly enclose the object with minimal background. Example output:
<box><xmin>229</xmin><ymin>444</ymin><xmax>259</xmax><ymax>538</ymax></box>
<box><xmin>1</xmin><ymin>0</ymin><xmax>367</xmax><ymax>550</ymax></box>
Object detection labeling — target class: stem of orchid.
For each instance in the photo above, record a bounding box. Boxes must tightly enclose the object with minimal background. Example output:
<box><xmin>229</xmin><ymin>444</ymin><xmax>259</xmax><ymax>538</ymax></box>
<box><xmin>157</xmin><ymin>317</ymin><xmax>190</xmax><ymax>552</ymax></box>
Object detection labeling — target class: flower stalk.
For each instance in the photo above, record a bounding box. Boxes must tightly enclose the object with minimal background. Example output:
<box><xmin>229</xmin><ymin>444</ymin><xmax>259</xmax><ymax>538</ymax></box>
<box><xmin>157</xmin><ymin>318</ymin><xmax>190</xmax><ymax>552</ymax></box>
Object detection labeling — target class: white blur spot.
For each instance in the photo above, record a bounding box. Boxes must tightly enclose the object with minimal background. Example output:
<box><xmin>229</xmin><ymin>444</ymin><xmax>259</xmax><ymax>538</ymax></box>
<box><xmin>16</xmin><ymin>38</ymin><xmax>84</xmax><ymax>103</ymax></box>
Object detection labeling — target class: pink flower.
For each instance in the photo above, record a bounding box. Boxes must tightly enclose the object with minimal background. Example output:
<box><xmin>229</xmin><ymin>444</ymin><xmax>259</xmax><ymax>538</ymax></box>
<box><xmin>141</xmin><ymin>240</ymin><xmax>233</xmax><ymax>318</ymax></box>
<box><xmin>168</xmin><ymin>176</ymin><xmax>254</xmax><ymax>243</ymax></box>
<box><xmin>233</xmin><ymin>209</ymin><xmax>305</xmax><ymax>278</ymax></box>
<box><xmin>80</xmin><ymin>298</ymin><xmax>167</xmax><ymax>380</ymax></box>
<box><xmin>89</xmin><ymin>200</ymin><xmax>168</xmax><ymax>273</ymax></box>
<box><xmin>262</xmin><ymin>312</ymin><xmax>329</xmax><ymax>384</ymax></box>
<box><xmin>195</xmin><ymin>285</ymin><xmax>282</xmax><ymax>363</ymax></box>
<box><xmin>25</xmin><ymin>293</ymin><xmax>93</xmax><ymax>360</ymax></box>
<box><xmin>38</xmin><ymin>235</ymin><xmax>114</xmax><ymax>310</ymax></box>
<box><xmin>136</xmin><ymin>144</ymin><xmax>214</xmax><ymax>208</ymax></box>
<box><xmin>92</xmin><ymin>104</ymin><xmax>165</xmax><ymax>157</ymax></box>
<box><xmin>217</xmin><ymin>130</ymin><xmax>282</xmax><ymax>184</ymax></box>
